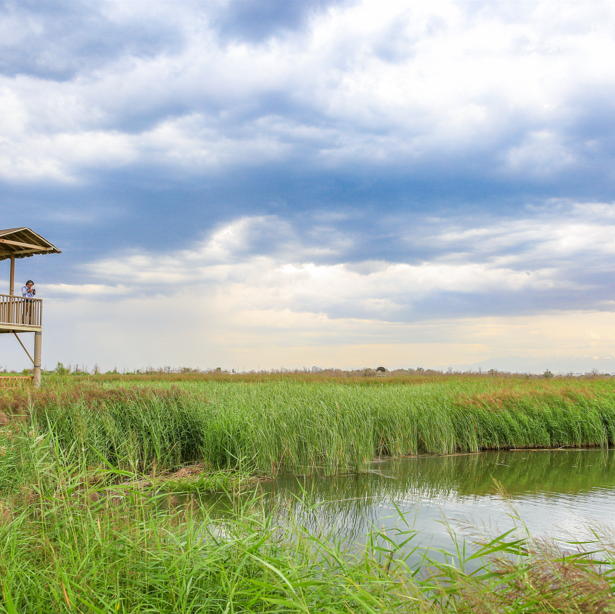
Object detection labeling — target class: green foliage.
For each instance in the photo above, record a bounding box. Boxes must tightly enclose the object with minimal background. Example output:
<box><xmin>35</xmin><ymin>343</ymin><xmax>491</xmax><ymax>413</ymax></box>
<box><xmin>177</xmin><ymin>379</ymin><xmax>615</xmax><ymax>475</ymax></box>
<box><xmin>1</xmin><ymin>377</ymin><xmax>615</xmax><ymax>611</ymax></box>
<box><xmin>54</xmin><ymin>362</ymin><xmax>71</xmax><ymax>375</ymax></box>
<box><xmin>30</xmin><ymin>386</ymin><xmax>208</xmax><ymax>473</ymax></box>
<box><xmin>3</xmin><ymin>377</ymin><xmax>615</xmax><ymax>477</ymax></box>
<box><xmin>0</xmin><ymin>431</ymin><xmax>613</xmax><ymax>613</ymax></box>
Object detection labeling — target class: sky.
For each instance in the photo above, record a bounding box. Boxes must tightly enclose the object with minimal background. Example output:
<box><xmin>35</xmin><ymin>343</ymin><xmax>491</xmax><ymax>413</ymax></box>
<box><xmin>2</xmin><ymin>0</ymin><xmax>615</xmax><ymax>373</ymax></box>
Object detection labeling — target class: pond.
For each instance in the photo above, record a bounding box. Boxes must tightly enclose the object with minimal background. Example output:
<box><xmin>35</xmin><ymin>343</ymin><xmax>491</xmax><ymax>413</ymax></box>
<box><xmin>252</xmin><ymin>449</ymin><xmax>615</xmax><ymax>558</ymax></box>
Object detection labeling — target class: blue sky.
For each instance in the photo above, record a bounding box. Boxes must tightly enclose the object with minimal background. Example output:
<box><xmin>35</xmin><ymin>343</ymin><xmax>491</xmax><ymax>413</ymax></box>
<box><xmin>2</xmin><ymin>0</ymin><xmax>615</xmax><ymax>372</ymax></box>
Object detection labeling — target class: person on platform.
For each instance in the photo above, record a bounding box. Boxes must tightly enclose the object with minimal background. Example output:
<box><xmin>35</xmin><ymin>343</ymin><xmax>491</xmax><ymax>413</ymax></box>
<box><xmin>21</xmin><ymin>280</ymin><xmax>35</xmax><ymax>298</ymax></box>
<box><xmin>21</xmin><ymin>280</ymin><xmax>35</xmax><ymax>324</ymax></box>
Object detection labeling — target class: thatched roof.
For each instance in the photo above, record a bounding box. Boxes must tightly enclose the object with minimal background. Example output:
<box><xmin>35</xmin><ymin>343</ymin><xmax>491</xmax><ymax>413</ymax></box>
<box><xmin>0</xmin><ymin>228</ymin><xmax>61</xmax><ymax>261</ymax></box>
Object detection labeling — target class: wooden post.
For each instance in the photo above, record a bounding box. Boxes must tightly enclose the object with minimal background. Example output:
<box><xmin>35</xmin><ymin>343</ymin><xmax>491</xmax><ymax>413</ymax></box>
<box><xmin>13</xmin><ymin>332</ymin><xmax>34</xmax><ymax>364</ymax></box>
<box><xmin>8</xmin><ymin>255</ymin><xmax>15</xmax><ymax>325</ymax></box>
<box><xmin>33</xmin><ymin>331</ymin><xmax>42</xmax><ymax>387</ymax></box>
<box><xmin>9</xmin><ymin>255</ymin><xmax>14</xmax><ymax>296</ymax></box>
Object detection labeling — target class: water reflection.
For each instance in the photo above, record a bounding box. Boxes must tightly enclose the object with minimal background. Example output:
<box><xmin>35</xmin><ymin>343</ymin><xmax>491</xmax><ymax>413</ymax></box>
<box><xmin>253</xmin><ymin>449</ymin><xmax>615</xmax><ymax>547</ymax></box>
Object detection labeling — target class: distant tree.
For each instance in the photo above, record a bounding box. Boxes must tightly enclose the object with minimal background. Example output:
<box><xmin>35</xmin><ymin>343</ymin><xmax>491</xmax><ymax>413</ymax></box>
<box><xmin>54</xmin><ymin>362</ymin><xmax>70</xmax><ymax>375</ymax></box>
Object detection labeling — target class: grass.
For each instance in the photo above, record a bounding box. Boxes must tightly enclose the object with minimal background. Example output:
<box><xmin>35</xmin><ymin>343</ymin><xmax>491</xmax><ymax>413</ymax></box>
<box><xmin>1</xmin><ymin>374</ymin><xmax>615</xmax><ymax>611</ymax></box>
<box><xmin>0</xmin><ymin>425</ymin><xmax>614</xmax><ymax>612</ymax></box>
<box><xmin>2</xmin><ymin>376</ymin><xmax>615</xmax><ymax>476</ymax></box>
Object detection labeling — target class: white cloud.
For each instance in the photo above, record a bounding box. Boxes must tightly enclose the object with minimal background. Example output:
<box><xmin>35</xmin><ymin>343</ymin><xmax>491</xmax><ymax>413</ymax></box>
<box><xmin>20</xmin><ymin>295</ymin><xmax>615</xmax><ymax>373</ymax></box>
<box><xmin>6</xmin><ymin>206</ymin><xmax>615</xmax><ymax>371</ymax></box>
<box><xmin>503</xmin><ymin>130</ymin><xmax>577</xmax><ymax>176</ymax></box>
<box><xmin>45</xmin><ymin>283</ymin><xmax>131</xmax><ymax>297</ymax></box>
<box><xmin>431</xmin><ymin>205</ymin><xmax>615</xmax><ymax>265</ymax></box>
<box><xmin>0</xmin><ymin>82</ymin><xmax>138</xmax><ymax>182</ymax></box>
<box><xmin>1</xmin><ymin>0</ymin><xmax>614</xmax><ymax>182</ymax></box>
<box><xmin>39</xmin><ymin>205</ymin><xmax>611</xmax><ymax>325</ymax></box>
<box><xmin>4</xmin><ymin>1</ymin><xmax>615</xmax><ymax>371</ymax></box>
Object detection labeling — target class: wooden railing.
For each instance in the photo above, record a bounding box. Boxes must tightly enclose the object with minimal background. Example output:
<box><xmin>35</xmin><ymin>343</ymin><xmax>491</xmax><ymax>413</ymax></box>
<box><xmin>0</xmin><ymin>376</ymin><xmax>33</xmax><ymax>388</ymax></box>
<box><xmin>0</xmin><ymin>294</ymin><xmax>42</xmax><ymax>327</ymax></box>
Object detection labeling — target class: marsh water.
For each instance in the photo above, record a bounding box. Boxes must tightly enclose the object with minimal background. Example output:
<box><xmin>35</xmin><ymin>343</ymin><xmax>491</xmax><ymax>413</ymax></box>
<box><xmin>248</xmin><ymin>449</ymin><xmax>615</xmax><ymax>556</ymax></box>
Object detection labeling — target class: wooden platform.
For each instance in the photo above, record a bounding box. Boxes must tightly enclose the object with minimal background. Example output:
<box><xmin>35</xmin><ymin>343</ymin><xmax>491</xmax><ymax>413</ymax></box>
<box><xmin>0</xmin><ymin>228</ymin><xmax>59</xmax><ymax>389</ymax></box>
<box><xmin>0</xmin><ymin>294</ymin><xmax>42</xmax><ymax>332</ymax></box>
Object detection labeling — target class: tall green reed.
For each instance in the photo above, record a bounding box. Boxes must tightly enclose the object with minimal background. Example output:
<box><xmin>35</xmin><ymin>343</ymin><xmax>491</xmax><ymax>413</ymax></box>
<box><xmin>0</xmin><ymin>431</ymin><xmax>613</xmax><ymax>614</ymax></box>
<box><xmin>1</xmin><ymin>384</ymin><xmax>210</xmax><ymax>474</ymax></box>
<box><xmin>1</xmin><ymin>397</ymin><xmax>615</xmax><ymax>613</ymax></box>
<box><xmin>192</xmin><ymin>380</ymin><xmax>615</xmax><ymax>474</ymax></box>
<box><xmin>4</xmin><ymin>378</ymin><xmax>615</xmax><ymax>477</ymax></box>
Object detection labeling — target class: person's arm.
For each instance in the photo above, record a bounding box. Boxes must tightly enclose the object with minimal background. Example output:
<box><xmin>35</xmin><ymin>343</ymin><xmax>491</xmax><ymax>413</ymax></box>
<box><xmin>21</xmin><ymin>286</ymin><xmax>28</xmax><ymax>297</ymax></box>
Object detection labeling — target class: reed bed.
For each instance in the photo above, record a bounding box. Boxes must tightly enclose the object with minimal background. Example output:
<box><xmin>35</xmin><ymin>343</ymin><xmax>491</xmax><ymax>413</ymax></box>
<box><xmin>188</xmin><ymin>378</ymin><xmax>615</xmax><ymax>473</ymax></box>
<box><xmin>1</xmin><ymin>378</ymin><xmax>615</xmax><ymax>611</ymax></box>
<box><xmin>0</xmin><ymin>427</ymin><xmax>613</xmax><ymax>613</ymax></box>
<box><xmin>0</xmin><ymin>384</ymin><xmax>215</xmax><ymax>474</ymax></box>
<box><xmin>2</xmin><ymin>377</ymin><xmax>615</xmax><ymax>476</ymax></box>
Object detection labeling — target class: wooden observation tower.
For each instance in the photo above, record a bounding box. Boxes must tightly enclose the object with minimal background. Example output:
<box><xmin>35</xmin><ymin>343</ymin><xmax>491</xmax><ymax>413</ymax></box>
<box><xmin>0</xmin><ymin>228</ymin><xmax>61</xmax><ymax>386</ymax></box>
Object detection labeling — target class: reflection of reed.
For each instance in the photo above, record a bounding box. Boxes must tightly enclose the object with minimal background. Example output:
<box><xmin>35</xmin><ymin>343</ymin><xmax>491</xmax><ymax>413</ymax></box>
<box><xmin>438</xmin><ymin>449</ymin><xmax>615</xmax><ymax>496</ymax></box>
<box><xmin>252</xmin><ymin>450</ymin><xmax>615</xmax><ymax>541</ymax></box>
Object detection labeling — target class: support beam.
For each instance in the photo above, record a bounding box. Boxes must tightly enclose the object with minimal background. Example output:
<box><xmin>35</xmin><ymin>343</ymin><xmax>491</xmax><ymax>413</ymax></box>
<box><xmin>0</xmin><ymin>238</ymin><xmax>51</xmax><ymax>250</ymax></box>
<box><xmin>33</xmin><ymin>331</ymin><xmax>42</xmax><ymax>387</ymax></box>
<box><xmin>7</xmin><ymin>248</ymin><xmax>49</xmax><ymax>256</ymax></box>
<box><xmin>9</xmin><ymin>255</ymin><xmax>14</xmax><ymax>296</ymax></box>
<box><xmin>1</xmin><ymin>248</ymin><xmax>54</xmax><ymax>257</ymax></box>
<box><xmin>13</xmin><ymin>333</ymin><xmax>34</xmax><ymax>364</ymax></box>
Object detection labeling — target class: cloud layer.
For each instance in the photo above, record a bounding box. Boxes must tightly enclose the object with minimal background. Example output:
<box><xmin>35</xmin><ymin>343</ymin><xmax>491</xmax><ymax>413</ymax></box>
<box><xmin>2</xmin><ymin>0</ymin><xmax>615</xmax><ymax>370</ymax></box>
<box><xmin>44</xmin><ymin>201</ymin><xmax>615</xmax><ymax>321</ymax></box>
<box><xmin>2</xmin><ymin>0</ymin><xmax>615</xmax><ymax>190</ymax></box>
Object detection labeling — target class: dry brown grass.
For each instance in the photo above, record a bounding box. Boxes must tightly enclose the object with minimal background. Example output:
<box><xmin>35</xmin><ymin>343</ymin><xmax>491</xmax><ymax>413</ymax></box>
<box><xmin>0</xmin><ymin>382</ymin><xmax>189</xmax><ymax>419</ymax></box>
<box><xmin>456</xmin><ymin>385</ymin><xmax>598</xmax><ymax>412</ymax></box>
<box><xmin>452</xmin><ymin>542</ymin><xmax>615</xmax><ymax>613</ymax></box>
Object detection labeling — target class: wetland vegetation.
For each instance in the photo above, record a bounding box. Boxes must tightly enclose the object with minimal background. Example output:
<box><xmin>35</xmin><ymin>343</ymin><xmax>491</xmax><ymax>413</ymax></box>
<box><xmin>5</xmin><ymin>373</ymin><xmax>615</xmax><ymax>475</ymax></box>
<box><xmin>1</xmin><ymin>372</ymin><xmax>615</xmax><ymax>611</ymax></box>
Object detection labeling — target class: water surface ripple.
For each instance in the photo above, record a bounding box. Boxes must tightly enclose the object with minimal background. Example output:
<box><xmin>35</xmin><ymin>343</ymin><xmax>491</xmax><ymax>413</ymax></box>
<box><xmin>258</xmin><ymin>449</ymin><xmax>615</xmax><ymax>551</ymax></box>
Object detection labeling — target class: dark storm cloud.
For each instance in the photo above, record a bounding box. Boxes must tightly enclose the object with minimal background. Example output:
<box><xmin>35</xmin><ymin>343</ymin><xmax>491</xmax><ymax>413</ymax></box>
<box><xmin>0</xmin><ymin>0</ymin><xmax>184</xmax><ymax>81</ymax></box>
<box><xmin>3</xmin><ymin>0</ymin><xmax>615</xmax><ymax>329</ymax></box>
<box><xmin>211</xmin><ymin>0</ymin><xmax>356</xmax><ymax>43</ymax></box>
<box><xmin>2</xmin><ymin>0</ymin><xmax>615</xmax><ymax>203</ymax></box>
<box><xmin>0</xmin><ymin>0</ymin><xmax>355</xmax><ymax>83</ymax></box>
